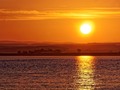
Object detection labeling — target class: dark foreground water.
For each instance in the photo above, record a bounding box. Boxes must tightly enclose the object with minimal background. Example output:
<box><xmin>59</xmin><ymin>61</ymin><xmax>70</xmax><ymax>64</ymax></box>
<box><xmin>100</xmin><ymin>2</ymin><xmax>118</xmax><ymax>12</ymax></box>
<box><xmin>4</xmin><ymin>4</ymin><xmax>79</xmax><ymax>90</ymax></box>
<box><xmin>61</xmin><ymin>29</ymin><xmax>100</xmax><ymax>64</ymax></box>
<box><xmin>0</xmin><ymin>56</ymin><xmax>119</xmax><ymax>90</ymax></box>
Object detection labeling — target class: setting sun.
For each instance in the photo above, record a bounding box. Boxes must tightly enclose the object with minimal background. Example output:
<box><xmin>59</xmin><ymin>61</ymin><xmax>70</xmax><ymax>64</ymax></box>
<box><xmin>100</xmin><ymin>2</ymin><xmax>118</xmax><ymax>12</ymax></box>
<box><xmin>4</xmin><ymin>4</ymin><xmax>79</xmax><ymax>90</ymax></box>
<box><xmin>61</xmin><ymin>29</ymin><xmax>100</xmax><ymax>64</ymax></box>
<box><xmin>80</xmin><ymin>23</ymin><xmax>93</xmax><ymax>35</ymax></box>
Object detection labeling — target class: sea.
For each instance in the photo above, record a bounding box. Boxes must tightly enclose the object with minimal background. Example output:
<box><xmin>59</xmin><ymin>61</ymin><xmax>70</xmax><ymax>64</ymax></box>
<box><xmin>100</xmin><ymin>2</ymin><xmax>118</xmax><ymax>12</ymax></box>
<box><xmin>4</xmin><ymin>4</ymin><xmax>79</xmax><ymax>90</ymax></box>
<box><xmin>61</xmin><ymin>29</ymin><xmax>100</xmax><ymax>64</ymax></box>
<box><xmin>0</xmin><ymin>56</ymin><xmax>119</xmax><ymax>90</ymax></box>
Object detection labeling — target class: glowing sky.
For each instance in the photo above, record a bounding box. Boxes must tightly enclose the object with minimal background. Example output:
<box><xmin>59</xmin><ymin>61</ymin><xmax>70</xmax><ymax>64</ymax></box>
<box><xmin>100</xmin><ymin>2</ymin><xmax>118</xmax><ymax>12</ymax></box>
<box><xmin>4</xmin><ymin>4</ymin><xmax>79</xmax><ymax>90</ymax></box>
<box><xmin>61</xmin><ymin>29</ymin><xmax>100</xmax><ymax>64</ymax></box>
<box><xmin>0</xmin><ymin>0</ymin><xmax>120</xmax><ymax>43</ymax></box>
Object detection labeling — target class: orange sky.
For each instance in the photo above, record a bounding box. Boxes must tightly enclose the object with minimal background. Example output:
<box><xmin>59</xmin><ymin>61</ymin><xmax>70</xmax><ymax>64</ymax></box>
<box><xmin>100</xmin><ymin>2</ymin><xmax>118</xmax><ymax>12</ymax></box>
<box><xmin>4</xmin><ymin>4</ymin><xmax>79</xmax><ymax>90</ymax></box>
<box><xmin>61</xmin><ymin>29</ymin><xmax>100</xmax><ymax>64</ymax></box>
<box><xmin>0</xmin><ymin>0</ymin><xmax>120</xmax><ymax>43</ymax></box>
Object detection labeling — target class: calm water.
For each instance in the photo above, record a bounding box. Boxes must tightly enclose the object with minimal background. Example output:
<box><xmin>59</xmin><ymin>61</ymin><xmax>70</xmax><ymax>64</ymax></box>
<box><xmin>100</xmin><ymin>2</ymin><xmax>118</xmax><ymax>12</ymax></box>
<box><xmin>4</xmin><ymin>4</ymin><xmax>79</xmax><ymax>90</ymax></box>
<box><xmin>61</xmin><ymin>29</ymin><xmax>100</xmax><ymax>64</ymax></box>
<box><xmin>0</xmin><ymin>56</ymin><xmax>120</xmax><ymax>90</ymax></box>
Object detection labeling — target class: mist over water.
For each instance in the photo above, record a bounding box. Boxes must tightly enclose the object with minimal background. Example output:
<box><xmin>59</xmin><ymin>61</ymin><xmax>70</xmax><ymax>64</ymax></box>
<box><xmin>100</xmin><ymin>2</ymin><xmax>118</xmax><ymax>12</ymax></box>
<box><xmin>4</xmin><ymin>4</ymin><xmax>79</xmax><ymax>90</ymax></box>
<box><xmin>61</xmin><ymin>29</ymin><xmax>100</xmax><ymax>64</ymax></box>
<box><xmin>0</xmin><ymin>56</ymin><xmax>119</xmax><ymax>90</ymax></box>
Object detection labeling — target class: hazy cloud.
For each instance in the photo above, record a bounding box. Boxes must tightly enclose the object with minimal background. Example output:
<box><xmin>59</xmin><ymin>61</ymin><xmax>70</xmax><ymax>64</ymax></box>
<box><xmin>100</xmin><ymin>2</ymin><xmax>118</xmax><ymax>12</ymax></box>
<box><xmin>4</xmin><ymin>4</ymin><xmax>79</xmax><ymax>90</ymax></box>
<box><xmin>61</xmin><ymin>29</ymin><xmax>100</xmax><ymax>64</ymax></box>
<box><xmin>0</xmin><ymin>8</ymin><xmax>120</xmax><ymax>20</ymax></box>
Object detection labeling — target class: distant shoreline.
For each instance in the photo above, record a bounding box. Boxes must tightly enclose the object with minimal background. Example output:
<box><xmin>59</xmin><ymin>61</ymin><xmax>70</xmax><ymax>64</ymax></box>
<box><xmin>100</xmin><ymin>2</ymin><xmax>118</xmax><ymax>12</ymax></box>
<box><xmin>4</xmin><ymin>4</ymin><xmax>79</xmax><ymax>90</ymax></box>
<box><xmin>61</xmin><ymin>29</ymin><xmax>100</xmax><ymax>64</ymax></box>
<box><xmin>0</xmin><ymin>53</ymin><xmax>120</xmax><ymax>56</ymax></box>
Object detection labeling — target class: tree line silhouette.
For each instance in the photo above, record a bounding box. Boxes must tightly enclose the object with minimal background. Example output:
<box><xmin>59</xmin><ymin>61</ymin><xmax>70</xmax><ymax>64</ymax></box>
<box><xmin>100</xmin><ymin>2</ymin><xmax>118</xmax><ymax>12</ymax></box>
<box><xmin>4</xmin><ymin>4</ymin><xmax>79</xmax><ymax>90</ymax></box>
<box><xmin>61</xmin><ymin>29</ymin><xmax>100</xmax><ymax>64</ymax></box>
<box><xmin>17</xmin><ymin>48</ymin><xmax>82</xmax><ymax>55</ymax></box>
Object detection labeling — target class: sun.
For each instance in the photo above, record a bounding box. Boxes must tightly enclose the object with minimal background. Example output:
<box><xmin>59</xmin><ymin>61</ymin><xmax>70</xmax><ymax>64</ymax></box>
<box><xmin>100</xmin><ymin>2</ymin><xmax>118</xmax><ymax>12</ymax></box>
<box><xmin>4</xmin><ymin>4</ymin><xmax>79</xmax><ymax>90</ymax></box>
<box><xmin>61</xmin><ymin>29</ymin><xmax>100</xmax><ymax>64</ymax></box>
<box><xmin>80</xmin><ymin>22</ymin><xmax>93</xmax><ymax>35</ymax></box>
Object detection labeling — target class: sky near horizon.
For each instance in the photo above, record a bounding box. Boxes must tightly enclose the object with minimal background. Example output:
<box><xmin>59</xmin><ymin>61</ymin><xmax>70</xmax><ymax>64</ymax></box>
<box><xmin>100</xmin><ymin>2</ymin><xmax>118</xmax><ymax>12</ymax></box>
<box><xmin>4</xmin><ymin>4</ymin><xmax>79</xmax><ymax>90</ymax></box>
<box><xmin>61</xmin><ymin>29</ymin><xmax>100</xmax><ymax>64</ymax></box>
<box><xmin>0</xmin><ymin>0</ymin><xmax>120</xmax><ymax>43</ymax></box>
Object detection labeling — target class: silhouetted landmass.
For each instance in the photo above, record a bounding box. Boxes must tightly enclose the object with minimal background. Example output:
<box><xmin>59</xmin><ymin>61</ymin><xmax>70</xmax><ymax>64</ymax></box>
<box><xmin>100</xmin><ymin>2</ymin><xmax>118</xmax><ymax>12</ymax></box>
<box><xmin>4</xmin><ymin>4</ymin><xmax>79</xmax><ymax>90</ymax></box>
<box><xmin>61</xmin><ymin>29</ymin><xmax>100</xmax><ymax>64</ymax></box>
<box><xmin>1</xmin><ymin>52</ymin><xmax>120</xmax><ymax>56</ymax></box>
<box><xmin>0</xmin><ymin>41</ymin><xmax>120</xmax><ymax>56</ymax></box>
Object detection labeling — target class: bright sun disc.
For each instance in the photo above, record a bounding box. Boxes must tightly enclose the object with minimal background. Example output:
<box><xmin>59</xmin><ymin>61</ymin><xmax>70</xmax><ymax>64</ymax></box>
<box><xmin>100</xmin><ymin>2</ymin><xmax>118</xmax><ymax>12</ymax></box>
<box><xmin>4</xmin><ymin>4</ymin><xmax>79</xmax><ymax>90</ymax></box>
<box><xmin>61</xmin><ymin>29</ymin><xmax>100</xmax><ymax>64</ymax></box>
<box><xmin>80</xmin><ymin>23</ymin><xmax>92</xmax><ymax>34</ymax></box>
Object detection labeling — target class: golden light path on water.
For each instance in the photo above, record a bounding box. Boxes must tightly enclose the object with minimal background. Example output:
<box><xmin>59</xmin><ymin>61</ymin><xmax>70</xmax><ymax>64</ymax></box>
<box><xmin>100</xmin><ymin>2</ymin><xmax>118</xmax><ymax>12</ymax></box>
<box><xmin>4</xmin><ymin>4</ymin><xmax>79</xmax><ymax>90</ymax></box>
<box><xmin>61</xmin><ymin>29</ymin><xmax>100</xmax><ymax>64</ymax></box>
<box><xmin>76</xmin><ymin>56</ymin><xmax>95</xmax><ymax>90</ymax></box>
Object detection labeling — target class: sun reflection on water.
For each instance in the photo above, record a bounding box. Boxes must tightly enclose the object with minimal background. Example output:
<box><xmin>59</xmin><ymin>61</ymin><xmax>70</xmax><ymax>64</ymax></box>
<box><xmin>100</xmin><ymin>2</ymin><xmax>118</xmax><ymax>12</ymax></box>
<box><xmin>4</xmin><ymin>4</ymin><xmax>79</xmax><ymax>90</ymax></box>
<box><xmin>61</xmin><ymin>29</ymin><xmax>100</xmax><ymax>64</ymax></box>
<box><xmin>76</xmin><ymin>56</ymin><xmax>95</xmax><ymax>90</ymax></box>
